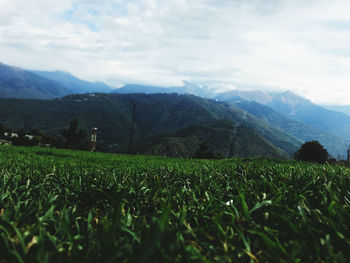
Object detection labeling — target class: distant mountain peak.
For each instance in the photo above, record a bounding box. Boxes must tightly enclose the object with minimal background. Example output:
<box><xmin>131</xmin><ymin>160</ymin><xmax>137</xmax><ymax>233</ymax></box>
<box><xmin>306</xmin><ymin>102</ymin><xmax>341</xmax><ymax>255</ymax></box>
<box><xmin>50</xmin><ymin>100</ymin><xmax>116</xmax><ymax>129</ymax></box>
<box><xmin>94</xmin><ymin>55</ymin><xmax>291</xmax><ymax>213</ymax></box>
<box><xmin>52</xmin><ymin>70</ymin><xmax>73</xmax><ymax>76</ymax></box>
<box><xmin>270</xmin><ymin>90</ymin><xmax>313</xmax><ymax>107</ymax></box>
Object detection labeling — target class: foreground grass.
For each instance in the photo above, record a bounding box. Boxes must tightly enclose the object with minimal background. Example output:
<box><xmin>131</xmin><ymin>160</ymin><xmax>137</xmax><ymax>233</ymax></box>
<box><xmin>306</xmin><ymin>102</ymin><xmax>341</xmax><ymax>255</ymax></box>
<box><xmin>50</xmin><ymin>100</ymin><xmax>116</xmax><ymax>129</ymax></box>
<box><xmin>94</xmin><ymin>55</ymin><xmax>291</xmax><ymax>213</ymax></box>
<box><xmin>0</xmin><ymin>146</ymin><xmax>349</xmax><ymax>262</ymax></box>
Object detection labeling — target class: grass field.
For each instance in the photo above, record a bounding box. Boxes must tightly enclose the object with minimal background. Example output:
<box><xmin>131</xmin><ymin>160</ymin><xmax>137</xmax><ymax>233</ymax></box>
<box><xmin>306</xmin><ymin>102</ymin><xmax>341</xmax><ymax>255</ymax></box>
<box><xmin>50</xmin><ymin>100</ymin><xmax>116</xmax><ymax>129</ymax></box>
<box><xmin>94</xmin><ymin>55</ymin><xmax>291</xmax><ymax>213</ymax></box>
<box><xmin>0</xmin><ymin>145</ymin><xmax>349</xmax><ymax>262</ymax></box>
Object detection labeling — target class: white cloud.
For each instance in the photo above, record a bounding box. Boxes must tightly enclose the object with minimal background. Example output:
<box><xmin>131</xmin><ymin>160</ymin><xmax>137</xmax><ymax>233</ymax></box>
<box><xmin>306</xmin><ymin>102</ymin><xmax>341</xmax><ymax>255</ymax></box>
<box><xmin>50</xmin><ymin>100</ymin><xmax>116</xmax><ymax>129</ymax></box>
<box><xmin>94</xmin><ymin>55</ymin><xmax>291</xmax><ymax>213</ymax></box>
<box><xmin>1</xmin><ymin>0</ymin><xmax>350</xmax><ymax>104</ymax></box>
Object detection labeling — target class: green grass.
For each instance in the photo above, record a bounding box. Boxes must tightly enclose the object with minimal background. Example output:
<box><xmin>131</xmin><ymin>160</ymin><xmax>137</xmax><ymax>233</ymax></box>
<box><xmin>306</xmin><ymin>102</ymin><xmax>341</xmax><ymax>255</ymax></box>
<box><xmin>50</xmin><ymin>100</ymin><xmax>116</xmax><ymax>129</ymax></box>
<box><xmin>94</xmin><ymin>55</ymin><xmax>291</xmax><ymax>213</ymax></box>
<box><xmin>0</xmin><ymin>145</ymin><xmax>349</xmax><ymax>262</ymax></box>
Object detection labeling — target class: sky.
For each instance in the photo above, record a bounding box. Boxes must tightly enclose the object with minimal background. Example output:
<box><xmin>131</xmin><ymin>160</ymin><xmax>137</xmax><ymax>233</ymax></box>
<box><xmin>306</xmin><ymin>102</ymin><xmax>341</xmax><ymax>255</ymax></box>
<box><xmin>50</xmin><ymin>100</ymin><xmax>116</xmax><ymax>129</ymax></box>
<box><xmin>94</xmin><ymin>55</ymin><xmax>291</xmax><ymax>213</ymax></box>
<box><xmin>1</xmin><ymin>0</ymin><xmax>350</xmax><ymax>104</ymax></box>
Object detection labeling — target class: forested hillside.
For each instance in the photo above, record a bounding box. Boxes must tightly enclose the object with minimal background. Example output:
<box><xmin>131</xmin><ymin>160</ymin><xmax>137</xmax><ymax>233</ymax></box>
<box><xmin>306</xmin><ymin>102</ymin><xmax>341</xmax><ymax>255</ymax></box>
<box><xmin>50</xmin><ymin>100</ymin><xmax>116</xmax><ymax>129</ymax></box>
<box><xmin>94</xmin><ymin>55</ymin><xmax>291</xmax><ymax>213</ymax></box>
<box><xmin>0</xmin><ymin>93</ymin><xmax>302</xmax><ymax>158</ymax></box>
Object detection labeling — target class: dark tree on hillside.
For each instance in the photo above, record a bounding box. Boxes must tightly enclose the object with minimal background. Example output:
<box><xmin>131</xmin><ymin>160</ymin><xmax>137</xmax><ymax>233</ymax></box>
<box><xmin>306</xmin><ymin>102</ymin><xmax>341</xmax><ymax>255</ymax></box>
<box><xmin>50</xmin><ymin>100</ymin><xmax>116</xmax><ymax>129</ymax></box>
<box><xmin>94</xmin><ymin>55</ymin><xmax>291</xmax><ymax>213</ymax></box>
<box><xmin>0</xmin><ymin>123</ymin><xmax>4</xmax><ymax>138</ymax></box>
<box><xmin>193</xmin><ymin>142</ymin><xmax>222</xmax><ymax>159</ymax></box>
<box><xmin>294</xmin><ymin>140</ymin><xmax>329</xmax><ymax>164</ymax></box>
<box><xmin>61</xmin><ymin>118</ymin><xmax>87</xmax><ymax>148</ymax></box>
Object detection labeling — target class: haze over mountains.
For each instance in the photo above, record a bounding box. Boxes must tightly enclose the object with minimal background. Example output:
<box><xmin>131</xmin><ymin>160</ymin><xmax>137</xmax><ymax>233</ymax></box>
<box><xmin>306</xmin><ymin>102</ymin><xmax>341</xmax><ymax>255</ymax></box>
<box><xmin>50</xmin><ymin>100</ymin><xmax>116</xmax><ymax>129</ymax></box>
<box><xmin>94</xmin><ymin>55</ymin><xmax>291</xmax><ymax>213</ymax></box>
<box><xmin>323</xmin><ymin>105</ymin><xmax>350</xmax><ymax>117</ymax></box>
<box><xmin>113</xmin><ymin>82</ymin><xmax>215</xmax><ymax>98</ymax></box>
<box><xmin>33</xmin><ymin>70</ymin><xmax>112</xmax><ymax>94</ymax></box>
<box><xmin>0</xmin><ymin>61</ymin><xmax>349</xmax><ymax>159</ymax></box>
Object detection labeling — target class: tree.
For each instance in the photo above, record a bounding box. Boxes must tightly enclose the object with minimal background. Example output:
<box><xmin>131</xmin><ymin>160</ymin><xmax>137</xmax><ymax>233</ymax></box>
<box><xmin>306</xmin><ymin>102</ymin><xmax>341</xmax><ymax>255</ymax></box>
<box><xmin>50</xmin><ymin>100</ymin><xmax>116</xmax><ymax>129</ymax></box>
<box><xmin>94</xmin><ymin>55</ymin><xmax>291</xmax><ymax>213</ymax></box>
<box><xmin>128</xmin><ymin>100</ymin><xmax>136</xmax><ymax>154</ymax></box>
<box><xmin>0</xmin><ymin>123</ymin><xmax>4</xmax><ymax>139</ymax></box>
<box><xmin>294</xmin><ymin>140</ymin><xmax>329</xmax><ymax>164</ymax></box>
<box><xmin>193</xmin><ymin>141</ymin><xmax>222</xmax><ymax>159</ymax></box>
<box><xmin>60</xmin><ymin>118</ymin><xmax>87</xmax><ymax>148</ymax></box>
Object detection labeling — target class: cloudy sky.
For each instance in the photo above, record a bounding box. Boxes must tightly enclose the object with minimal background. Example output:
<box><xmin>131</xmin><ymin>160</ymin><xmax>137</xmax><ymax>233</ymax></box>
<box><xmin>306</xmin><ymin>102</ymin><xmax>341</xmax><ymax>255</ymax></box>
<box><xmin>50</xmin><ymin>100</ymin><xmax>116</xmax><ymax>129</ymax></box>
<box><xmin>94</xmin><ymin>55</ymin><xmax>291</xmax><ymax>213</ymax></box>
<box><xmin>1</xmin><ymin>0</ymin><xmax>350</xmax><ymax>104</ymax></box>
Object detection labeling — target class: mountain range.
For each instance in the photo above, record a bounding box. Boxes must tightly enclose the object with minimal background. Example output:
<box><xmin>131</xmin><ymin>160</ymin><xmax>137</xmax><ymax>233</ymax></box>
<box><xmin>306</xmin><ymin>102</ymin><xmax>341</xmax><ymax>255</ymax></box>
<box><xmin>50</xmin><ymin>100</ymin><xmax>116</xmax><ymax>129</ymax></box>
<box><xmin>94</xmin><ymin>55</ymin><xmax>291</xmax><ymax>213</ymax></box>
<box><xmin>215</xmin><ymin>90</ymin><xmax>350</xmax><ymax>142</ymax></box>
<box><xmin>0</xmin><ymin>63</ymin><xmax>70</xmax><ymax>99</ymax></box>
<box><xmin>0</xmin><ymin>62</ymin><xmax>112</xmax><ymax>99</ymax></box>
<box><xmin>0</xmin><ymin>61</ymin><xmax>349</xmax><ymax>159</ymax></box>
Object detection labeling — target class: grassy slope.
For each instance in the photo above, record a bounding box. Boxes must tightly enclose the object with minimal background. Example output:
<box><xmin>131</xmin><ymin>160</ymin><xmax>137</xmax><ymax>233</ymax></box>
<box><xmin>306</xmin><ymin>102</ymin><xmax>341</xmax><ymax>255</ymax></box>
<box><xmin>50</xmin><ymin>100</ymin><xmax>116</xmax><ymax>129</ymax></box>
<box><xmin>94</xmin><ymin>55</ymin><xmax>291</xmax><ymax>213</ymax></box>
<box><xmin>0</xmin><ymin>145</ymin><xmax>349</xmax><ymax>262</ymax></box>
